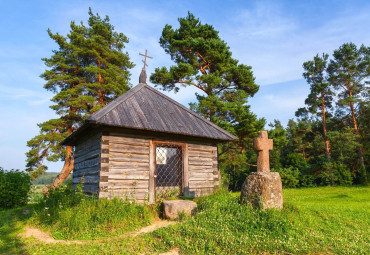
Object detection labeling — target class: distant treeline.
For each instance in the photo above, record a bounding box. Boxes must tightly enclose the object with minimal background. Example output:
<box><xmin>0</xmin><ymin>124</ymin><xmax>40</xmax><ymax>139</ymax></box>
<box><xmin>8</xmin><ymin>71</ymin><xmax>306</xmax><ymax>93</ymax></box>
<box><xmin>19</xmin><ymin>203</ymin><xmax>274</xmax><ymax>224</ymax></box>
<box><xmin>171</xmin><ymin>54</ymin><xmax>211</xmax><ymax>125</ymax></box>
<box><xmin>32</xmin><ymin>172</ymin><xmax>71</xmax><ymax>185</ymax></box>
<box><xmin>222</xmin><ymin>43</ymin><xmax>369</xmax><ymax>190</ymax></box>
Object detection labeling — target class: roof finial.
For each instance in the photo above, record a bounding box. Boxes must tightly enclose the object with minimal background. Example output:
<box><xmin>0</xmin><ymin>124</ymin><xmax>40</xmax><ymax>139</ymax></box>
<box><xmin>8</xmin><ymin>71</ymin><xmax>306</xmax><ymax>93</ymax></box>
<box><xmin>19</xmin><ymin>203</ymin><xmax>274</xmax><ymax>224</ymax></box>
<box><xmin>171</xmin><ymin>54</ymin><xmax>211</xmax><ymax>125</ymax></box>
<box><xmin>139</xmin><ymin>49</ymin><xmax>153</xmax><ymax>84</ymax></box>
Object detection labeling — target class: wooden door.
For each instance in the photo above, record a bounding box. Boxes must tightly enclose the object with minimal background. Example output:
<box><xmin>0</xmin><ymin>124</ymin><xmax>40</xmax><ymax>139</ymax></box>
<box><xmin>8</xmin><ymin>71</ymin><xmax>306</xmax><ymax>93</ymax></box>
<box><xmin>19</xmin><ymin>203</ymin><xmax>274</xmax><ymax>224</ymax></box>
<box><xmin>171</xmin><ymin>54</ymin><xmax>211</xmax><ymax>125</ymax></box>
<box><xmin>154</xmin><ymin>144</ymin><xmax>183</xmax><ymax>200</ymax></box>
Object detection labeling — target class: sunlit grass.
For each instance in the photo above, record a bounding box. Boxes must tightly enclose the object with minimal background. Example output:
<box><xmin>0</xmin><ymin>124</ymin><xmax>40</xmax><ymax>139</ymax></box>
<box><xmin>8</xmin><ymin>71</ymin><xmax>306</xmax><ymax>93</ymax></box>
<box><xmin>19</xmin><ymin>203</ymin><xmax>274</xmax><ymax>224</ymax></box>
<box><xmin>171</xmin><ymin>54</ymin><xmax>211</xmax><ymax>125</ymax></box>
<box><xmin>0</xmin><ymin>186</ymin><xmax>369</xmax><ymax>254</ymax></box>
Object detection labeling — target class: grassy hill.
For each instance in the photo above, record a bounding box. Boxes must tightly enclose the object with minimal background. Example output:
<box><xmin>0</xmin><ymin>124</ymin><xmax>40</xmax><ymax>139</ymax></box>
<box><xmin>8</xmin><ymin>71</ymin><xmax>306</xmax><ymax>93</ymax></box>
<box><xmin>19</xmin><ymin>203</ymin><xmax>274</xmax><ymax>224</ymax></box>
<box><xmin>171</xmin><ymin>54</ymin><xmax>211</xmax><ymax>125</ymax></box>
<box><xmin>0</xmin><ymin>186</ymin><xmax>369</xmax><ymax>254</ymax></box>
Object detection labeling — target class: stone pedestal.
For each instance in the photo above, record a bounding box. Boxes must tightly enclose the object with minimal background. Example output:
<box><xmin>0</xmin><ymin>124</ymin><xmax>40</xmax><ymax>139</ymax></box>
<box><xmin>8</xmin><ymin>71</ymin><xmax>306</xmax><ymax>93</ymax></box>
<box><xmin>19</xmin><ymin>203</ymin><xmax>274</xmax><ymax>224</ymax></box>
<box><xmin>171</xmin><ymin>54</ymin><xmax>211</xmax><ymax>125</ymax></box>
<box><xmin>240</xmin><ymin>172</ymin><xmax>283</xmax><ymax>210</ymax></box>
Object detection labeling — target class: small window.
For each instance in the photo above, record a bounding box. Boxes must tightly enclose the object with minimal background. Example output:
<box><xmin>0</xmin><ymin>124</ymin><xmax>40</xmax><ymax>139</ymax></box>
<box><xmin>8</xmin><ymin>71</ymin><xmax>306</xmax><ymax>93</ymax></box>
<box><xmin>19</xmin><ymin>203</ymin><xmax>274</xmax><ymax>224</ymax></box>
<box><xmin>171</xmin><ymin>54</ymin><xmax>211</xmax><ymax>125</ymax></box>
<box><xmin>156</xmin><ymin>146</ymin><xmax>168</xmax><ymax>164</ymax></box>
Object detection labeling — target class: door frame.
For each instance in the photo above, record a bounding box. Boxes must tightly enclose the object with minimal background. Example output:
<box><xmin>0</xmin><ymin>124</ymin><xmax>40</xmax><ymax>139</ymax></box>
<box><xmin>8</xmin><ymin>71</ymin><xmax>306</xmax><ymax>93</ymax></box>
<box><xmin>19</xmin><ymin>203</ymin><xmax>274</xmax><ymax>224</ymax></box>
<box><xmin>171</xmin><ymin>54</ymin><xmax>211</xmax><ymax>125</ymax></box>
<box><xmin>149</xmin><ymin>140</ymin><xmax>188</xmax><ymax>204</ymax></box>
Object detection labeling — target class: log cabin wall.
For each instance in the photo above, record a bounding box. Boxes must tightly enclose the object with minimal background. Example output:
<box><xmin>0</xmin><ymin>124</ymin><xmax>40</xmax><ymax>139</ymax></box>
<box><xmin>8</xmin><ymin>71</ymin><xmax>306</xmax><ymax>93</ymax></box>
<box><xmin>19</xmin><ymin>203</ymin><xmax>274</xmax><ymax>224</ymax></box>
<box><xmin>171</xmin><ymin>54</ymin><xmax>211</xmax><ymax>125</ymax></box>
<box><xmin>187</xmin><ymin>144</ymin><xmax>219</xmax><ymax>197</ymax></box>
<box><xmin>99</xmin><ymin>133</ymin><xmax>150</xmax><ymax>202</ymax></box>
<box><xmin>72</xmin><ymin>133</ymin><xmax>102</xmax><ymax>195</ymax></box>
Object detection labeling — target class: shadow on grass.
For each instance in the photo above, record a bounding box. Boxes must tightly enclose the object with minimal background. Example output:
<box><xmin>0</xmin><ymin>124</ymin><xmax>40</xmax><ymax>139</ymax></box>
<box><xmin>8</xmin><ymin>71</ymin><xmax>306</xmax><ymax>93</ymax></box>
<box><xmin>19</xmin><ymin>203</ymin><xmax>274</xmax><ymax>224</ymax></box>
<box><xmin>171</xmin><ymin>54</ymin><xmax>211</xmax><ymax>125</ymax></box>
<box><xmin>0</xmin><ymin>207</ymin><xmax>32</xmax><ymax>255</ymax></box>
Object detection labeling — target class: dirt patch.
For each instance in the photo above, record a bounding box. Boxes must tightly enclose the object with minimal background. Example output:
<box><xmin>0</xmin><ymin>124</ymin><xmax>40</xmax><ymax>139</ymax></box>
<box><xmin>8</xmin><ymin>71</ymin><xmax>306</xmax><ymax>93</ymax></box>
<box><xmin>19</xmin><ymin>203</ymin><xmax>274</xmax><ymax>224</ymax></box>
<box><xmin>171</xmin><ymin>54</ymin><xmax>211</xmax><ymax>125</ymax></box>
<box><xmin>18</xmin><ymin>226</ymin><xmax>82</xmax><ymax>244</ymax></box>
<box><xmin>159</xmin><ymin>248</ymin><xmax>180</xmax><ymax>255</ymax></box>
<box><xmin>132</xmin><ymin>220</ymin><xmax>176</xmax><ymax>237</ymax></box>
<box><xmin>19</xmin><ymin>220</ymin><xmax>176</xmax><ymax>244</ymax></box>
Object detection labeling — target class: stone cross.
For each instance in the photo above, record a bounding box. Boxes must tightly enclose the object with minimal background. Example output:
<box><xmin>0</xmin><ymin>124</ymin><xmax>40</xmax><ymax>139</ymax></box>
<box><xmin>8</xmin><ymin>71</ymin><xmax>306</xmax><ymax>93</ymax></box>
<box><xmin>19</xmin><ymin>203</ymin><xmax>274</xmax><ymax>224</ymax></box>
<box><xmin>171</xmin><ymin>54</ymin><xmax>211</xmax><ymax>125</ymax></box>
<box><xmin>253</xmin><ymin>131</ymin><xmax>273</xmax><ymax>173</ymax></box>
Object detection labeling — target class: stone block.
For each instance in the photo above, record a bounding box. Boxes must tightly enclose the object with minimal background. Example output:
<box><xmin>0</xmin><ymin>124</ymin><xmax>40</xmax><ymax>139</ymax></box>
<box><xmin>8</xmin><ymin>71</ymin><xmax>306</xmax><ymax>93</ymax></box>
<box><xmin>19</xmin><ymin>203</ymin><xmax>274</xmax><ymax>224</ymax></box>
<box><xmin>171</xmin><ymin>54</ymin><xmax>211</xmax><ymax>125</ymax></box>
<box><xmin>162</xmin><ymin>200</ymin><xmax>197</xmax><ymax>219</ymax></box>
<box><xmin>240</xmin><ymin>172</ymin><xmax>283</xmax><ymax>210</ymax></box>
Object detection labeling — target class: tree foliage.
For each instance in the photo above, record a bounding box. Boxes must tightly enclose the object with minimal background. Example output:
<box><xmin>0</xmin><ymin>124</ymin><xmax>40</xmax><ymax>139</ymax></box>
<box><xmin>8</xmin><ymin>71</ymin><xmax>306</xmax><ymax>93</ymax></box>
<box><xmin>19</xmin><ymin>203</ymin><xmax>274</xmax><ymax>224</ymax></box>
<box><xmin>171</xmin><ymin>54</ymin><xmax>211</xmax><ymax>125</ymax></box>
<box><xmin>26</xmin><ymin>9</ymin><xmax>133</xmax><ymax>183</ymax></box>
<box><xmin>0</xmin><ymin>167</ymin><xmax>31</xmax><ymax>209</ymax></box>
<box><xmin>268</xmin><ymin>42</ymin><xmax>369</xmax><ymax>187</ymax></box>
<box><xmin>150</xmin><ymin>12</ymin><xmax>264</xmax><ymax>190</ymax></box>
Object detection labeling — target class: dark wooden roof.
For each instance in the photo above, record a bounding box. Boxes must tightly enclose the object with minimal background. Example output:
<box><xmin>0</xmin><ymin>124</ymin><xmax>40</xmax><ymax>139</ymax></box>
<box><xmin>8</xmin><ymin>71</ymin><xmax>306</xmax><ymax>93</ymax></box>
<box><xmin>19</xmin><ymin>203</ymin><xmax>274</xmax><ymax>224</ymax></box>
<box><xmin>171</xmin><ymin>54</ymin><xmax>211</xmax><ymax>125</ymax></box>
<box><xmin>62</xmin><ymin>83</ymin><xmax>236</xmax><ymax>145</ymax></box>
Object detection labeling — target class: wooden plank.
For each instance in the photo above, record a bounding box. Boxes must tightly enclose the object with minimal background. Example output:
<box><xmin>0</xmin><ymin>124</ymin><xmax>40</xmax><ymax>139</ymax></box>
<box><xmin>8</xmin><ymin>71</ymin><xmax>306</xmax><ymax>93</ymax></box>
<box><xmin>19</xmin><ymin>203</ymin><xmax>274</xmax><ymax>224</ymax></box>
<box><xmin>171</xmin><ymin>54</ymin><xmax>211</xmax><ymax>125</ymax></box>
<box><xmin>109</xmin><ymin>156</ymin><xmax>149</xmax><ymax>163</ymax></box>
<box><xmin>73</xmin><ymin>175</ymin><xmax>100</xmax><ymax>184</ymax></box>
<box><xmin>108</xmin><ymin>144</ymin><xmax>149</xmax><ymax>153</ymax></box>
<box><xmin>75</xmin><ymin>142</ymin><xmax>101</xmax><ymax>158</ymax></box>
<box><xmin>100</xmin><ymin>167</ymin><xmax>149</xmax><ymax>175</ymax></box>
<box><xmin>188</xmin><ymin>144</ymin><xmax>216</xmax><ymax>151</ymax></box>
<box><xmin>74</xmin><ymin>157</ymin><xmax>100</xmax><ymax>170</ymax></box>
<box><xmin>149</xmin><ymin>140</ymin><xmax>155</xmax><ymax>204</ymax></box>
<box><xmin>99</xmin><ymin>191</ymin><xmax>149</xmax><ymax>201</ymax></box>
<box><xmin>188</xmin><ymin>160</ymin><xmax>213</xmax><ymax>166</ymax></box>
<box><xmin>189</xmin><ymin>171</ymin><xmax>215</xmax><ymax>178</ymax></box>
<box><xmin>188</xmin><ymin>165</ymin><xmax>213</xmax><ymax>171</ymax></box>
<box><xmin>107</xmin><ymin>172</ymin><xmax>149</xmax><ymax>180</ymax></box>
<box><xmin>103</xmin><ymin>135</ymin><xmax>149</xmax><ymax>146</ymax></box>
<box><xmin>81</xmin><ymin>184</ymin><xmax>99</xmax><ymax>194</ymax></box>
<box><xmin>188</xmin><ymin>156</ymin><xmax>213</xmax><ymax>162</ymax></box>
<box><xmin>183</xmin><ymin>143</ymin><xmax>189</xmax><ymax>196</ymax></box>
<box><xmin>188</xmin><ymin>187</ymin><xmax>214</xmax><ymax>197</ymax></box>
<box><xmin>189</xmin><ymin>181</ymin><xmax>217</xmax><ymax>189</ymax></box>
<box><xmin>109</xmin><ymin>152</ymin><xmax>149</xmax><ymax>160</ymax></box>
<box><xmin>189</xmin><ymin>176</ymin><xmax>214</xmax><ymax>181</ymax></box>
<box><xmin>104</xmin><ymin>180</ymin><xmax>148</xmax><ymax>189</ymax></box>
<box><xmin>74</xmin><ymin>148</ymin><xmax>101</xmax><ymax>164</ymax></box>
<box><xmin>101</xmin><ymin>162</ymin><xmax>149</xmax><ymax>169</ymax></box>
<box><xmin>73</xmin><ymin>167</ymin><xmax>100</xmax><ymax>177</ymax></box>
<box><xmin>188</xmin><ymin>151</ymin><xmax>215</xmax><ymax>157</ymax></box>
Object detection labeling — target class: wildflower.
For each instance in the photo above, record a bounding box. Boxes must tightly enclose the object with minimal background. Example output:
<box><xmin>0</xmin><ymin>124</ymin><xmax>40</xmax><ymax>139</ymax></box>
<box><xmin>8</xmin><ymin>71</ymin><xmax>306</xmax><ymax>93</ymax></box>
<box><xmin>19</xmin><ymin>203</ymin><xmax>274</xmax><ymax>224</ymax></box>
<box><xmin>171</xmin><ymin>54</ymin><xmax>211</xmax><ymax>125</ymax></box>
<box><xmin>47</xmin><ymin>214</ymin><xmax>50</xmax><ymax>216</ymax></box>
<box><xmin>44</xmin><ymin>207</ymin><xmax>49</xmax><ymax>210</ymax></box>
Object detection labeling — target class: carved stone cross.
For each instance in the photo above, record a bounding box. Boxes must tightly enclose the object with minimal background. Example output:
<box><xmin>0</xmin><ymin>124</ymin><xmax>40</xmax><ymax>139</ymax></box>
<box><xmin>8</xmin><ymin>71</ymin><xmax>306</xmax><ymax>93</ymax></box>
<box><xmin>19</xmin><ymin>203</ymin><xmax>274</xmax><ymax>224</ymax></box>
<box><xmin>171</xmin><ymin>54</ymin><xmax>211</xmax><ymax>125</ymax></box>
<box><xmin>139</xmin><ymin>49</ymin><xmax>153</xmax><ymax>69</ymax></box>
<box><xmin>253</xmin><ymin>131</ymin><xmax>273</xmax><ymax>173</ymax></box>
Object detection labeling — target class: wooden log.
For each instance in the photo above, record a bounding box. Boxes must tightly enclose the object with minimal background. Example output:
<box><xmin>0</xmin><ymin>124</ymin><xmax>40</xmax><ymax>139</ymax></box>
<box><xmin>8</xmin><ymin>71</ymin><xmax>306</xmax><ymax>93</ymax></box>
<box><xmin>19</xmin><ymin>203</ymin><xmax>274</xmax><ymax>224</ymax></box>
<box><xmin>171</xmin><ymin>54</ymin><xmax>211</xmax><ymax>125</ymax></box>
<box><xmin>73</xmin><ymin>175</ymin><xmax>100</xmax><ymax>184</ymax></box>
<box><xmin>103</xmin><ymin>136</ymin><xmax>148</xmax><ymax>146</ymax></box>
<box><xmin>107</xmin><ymin>173</ymin><xmax>149</xmax><ymax>180</ymax></box>
<box><xmin>188</xmin><ymin>187</ymin><xmax>214</xmax><ymax>197</ymax></box>
<box><xmin>188</xmin><ymin>144</ymin><xmax>217</xmax><ymax>152</ymax></box>
<box><xmin>74</xmin><ymin>148</ymin><xmax>101</xmax><ymax>164</ymax></box>
<box><xmin>189</xmin><ymin>176</ymin><xmax>214</xmax><ymax>181</ymax></box>
<box><xmin>75</xmin><ymin>141</ymin><xmax>101</xmax><ymax>157</ymax></box>
<box><xmin>108</xmin><ymin>157</ymin><xmax>149</xmax><ymax>164</ymax></box>
<box><xmin>104</xmin><ymin>180</ymin><xmax>148</xmax><ymax>189</ymax></box>
<box><xmin>81</xmin><ymin>184</ymin><xmax>99</xmax><ymax>194</ymax></box>
<box><xmin>73</xmin><ymin>166</ymin><xmax>100</xmax><ymax>177</ymax></box>
<box><xmin>102</xmin><ymin>162</ymin><xmax>149</xmax><ymax>168</ymax></box>
<box><xmin>189</xmin><ymin>171</ymin><xmax>215</xmax><ymax>178</ymax></box>
<box><xmin>188</xmin><ymin>156</ymin><xmax>213</xmax><ymax>162</ymax></box>
<box><xmin>100</xmin><ymin>167</ymin><xmax>149</xmax><ymax>175</ymax></box>
<box><xmin>188</xmin><ymin>160</ymin><xmax>213</xmax><ymax>166</ymax></box>
<box><xmin>74</xmin><ymin>157</ymin><xmax>100</xmax><ymax>170</ymax></box>
<box><xmin>99</xmin><ymin>190</ymin><xmax>149</xmax><ymax>200</ymax></box>
<box><xmin>188</xmin><ymin>151</ymin><xmax>215</xmax><ymax>157</ymax></box>
<box><xmin>109</xmin><ymin>152</ymin><xmax>150</xmax><ymax>161</ymax></box>
<box><xmin>149</xmin><ymin>140</ymin><xmax>155</xmax><ymax>204</ymax></box>
<box><xmin>183</xmin><ymin>143</ymin><xmax>189</xmax><ymax>194</ymax></box>
<box><xmin>189</xmin><ymin>181</ymin><xmax>217</xmax><ymax>188</ymax></box>
<box><xmin>108</xmin><ymin>143</ymin><xmax>149</xmax><ymax>152</ymax></box>
<box><xmin>188</xmin><ymin>165</ymin><xmax>214</xmax><ymax>171</ymax></box>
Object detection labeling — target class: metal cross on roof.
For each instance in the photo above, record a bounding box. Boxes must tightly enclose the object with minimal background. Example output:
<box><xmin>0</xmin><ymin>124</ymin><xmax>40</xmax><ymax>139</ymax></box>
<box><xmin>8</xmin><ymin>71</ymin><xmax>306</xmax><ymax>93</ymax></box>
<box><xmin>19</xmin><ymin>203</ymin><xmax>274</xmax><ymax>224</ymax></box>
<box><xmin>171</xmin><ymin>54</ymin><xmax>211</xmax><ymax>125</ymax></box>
<box><xmin>139</xmin><ymin>49</ymin><xmax>153</xmax><ymax>69</ymax></box>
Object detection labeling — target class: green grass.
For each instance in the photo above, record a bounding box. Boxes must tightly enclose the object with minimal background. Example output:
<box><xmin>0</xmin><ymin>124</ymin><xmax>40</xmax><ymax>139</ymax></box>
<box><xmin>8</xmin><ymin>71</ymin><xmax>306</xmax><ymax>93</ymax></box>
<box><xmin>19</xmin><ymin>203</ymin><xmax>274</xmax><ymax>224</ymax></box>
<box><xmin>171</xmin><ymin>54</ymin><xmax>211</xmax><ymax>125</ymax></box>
<box><xmin>28</xmin><ymin>185</ymin><xmax>153</xmax><ymax>240</ymax></box>
<box><xmin>0</xmin><ymin>186</ymin><xmax>369</xmax><ymax>254</ymax></box>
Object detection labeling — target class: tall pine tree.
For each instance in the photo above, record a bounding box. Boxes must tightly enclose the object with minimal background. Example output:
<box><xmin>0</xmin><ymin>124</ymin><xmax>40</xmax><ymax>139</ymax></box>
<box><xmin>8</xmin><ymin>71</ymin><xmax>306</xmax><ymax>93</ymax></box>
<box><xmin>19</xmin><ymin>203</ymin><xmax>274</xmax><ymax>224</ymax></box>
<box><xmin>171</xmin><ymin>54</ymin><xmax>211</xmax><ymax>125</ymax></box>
<box><xmin>327</xmin><ymin>43</ymin><xmax>369</xmax><ymax>181</ymax></box>
<box><xmin>26</xmin><ymin>9</ymin><xmax>133</xmax><ymax>188</ymax></box>
<box><xmin>297</xmin><ymin>53</ymin><xmax>335</xmax><ymax>184</ymax></box>
<box><xmin>150</xmin><ymin>12</ymin><xmax>264</xmax><ymax>189</ymax></box>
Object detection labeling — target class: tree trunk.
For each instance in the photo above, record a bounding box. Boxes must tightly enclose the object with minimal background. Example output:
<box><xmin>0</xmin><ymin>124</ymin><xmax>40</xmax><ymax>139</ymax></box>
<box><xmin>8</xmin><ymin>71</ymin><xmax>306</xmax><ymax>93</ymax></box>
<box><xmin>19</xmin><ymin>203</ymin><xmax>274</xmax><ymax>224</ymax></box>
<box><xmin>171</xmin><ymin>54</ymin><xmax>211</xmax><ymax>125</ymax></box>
<box><xmin>349</xmin><ymin>99</ymin><xmax>366</xmax><ymax>182</ymax></box>
<box><xmin>43</xmin><ymin>146</ymin><xmax>74</xmax><ymax>193</ymax></box>
<box><xmin>322</xmin><ymin>93</ymin><xmax>334</xmax><ymax>185</ymax></box>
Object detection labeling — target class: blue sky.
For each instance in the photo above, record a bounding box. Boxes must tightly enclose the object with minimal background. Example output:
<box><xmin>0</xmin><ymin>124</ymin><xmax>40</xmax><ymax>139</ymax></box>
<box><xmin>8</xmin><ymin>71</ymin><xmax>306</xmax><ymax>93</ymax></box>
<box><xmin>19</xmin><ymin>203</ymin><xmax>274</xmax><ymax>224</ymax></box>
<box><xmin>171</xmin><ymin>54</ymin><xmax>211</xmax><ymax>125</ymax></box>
<box><xmin>0</xmin><ymin>0</ymin><xmax>369</xmax><ymax>171</ymax></box>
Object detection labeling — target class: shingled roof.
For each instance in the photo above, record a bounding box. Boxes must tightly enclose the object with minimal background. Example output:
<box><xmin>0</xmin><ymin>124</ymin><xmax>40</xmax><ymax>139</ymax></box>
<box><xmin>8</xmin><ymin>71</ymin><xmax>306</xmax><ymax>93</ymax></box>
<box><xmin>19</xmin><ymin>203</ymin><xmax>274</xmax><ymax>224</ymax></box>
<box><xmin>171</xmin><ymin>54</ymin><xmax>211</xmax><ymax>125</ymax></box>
<box><xmin>62</xmin><ymin>83</ymin><xmax>236</xmax><ymax>144</ymax></box>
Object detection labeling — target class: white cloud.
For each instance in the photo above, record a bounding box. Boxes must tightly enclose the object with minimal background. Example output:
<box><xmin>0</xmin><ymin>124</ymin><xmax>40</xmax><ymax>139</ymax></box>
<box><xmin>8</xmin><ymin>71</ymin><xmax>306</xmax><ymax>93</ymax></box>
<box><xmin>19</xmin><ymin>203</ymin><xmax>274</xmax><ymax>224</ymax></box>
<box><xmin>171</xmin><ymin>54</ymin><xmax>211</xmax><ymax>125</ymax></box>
<box><xmin>223</xmin><ymin>1</ymin><xmax>370</xmax><ymax>86</ymax></box>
